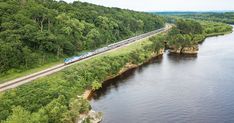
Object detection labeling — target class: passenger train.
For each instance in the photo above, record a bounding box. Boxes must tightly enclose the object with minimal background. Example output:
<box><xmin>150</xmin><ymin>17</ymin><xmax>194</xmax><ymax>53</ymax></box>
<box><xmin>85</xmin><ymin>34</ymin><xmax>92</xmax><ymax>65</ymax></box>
<box><xmin>64</xmin><ymin>27</ymin><xmax>165</xmax><ymax>64</ymax></box>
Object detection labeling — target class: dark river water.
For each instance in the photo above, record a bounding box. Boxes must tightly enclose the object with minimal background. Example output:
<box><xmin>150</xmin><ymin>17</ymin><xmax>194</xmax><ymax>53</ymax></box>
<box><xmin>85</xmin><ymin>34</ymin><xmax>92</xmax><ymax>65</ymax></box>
<box><xmin>90</xmin><ymin>27</ymin><xmax>234</xmax><ymax>123</ymax></box>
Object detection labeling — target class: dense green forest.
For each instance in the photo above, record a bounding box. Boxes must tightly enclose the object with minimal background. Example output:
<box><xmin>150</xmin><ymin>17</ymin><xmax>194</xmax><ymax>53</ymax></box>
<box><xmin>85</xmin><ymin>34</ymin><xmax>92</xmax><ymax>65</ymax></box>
<box><xmin>0</xmin><ymin>0</ymin><xmax>165</xmax><ymax>74</ymax></box>
<box><xmin>154</xmin><ymin>12</ymin><xmax>234</xmax><ymax>24</ymax></box>
<box><xmin>177</xmin><ymin>12</ymin><xmax>234</xmax><ymax>24</ymax></box>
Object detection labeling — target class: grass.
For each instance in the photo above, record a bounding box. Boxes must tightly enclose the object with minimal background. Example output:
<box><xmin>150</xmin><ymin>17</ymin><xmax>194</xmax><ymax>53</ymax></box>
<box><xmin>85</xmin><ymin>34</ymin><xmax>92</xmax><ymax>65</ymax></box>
<box><xmin>0</xmin><ymin>60</ymin><xmax>63</xmax><ymax>84</ymax></box>
<box><xmin>108</xmin><ymin>38</ymin><xmax>154</xmax><ymax>56</ymax></box>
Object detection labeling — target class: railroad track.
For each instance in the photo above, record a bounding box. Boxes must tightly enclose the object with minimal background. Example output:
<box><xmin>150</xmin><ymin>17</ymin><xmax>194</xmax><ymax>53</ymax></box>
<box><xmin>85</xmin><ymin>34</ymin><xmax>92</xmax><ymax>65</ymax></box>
<box><xmin>0</xmin><ymin>24</ymin><xmax>172</xmax><ymax>92</ymax></box>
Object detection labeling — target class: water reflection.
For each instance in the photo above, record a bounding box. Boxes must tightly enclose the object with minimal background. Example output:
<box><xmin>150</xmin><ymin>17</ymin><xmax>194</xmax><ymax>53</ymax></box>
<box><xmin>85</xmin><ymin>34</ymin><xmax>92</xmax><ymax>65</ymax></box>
<box><xmin>92</xmin><ymin>69</ymin><xmax>135</xmax><ymax>100</ymax></box>
<box><xmin>167</xmin><ymin>52</ymin><xmax>197</xmax><ymax>62</ymax></box>
<box><xmin>92</xmin><ymin>55</ymin><xmax>163</xmax><ymax>100</ymax></box>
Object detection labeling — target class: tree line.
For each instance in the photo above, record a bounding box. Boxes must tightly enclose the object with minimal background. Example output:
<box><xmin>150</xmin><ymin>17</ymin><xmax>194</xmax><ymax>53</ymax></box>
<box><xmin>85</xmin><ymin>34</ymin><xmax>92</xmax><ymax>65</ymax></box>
<box><xmin>175</xmin><ymin>12</ymin><xmax>234</xmax><ymax>24</ymax></box>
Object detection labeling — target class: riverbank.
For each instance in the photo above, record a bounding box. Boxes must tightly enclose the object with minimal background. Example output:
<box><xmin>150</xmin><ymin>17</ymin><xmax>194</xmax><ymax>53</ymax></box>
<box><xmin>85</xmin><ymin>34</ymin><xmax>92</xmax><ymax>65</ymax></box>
<box><xmin>83</xmin><ymin>49</ymin><xmax>164</xmax><ymax>100</ymax></box>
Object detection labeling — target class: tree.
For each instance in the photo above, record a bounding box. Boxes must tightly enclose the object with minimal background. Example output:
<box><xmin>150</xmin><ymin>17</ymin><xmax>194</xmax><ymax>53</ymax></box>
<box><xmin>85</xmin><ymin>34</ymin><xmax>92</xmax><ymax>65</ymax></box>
<box><xmin>176</xmin><ymin>19</ymin><xmax>202</xmax><ymax>34</ymax></box>
<box><xmin>22</xmin><ymin>47</ymin><xmax>32</xmax><ymax>69</ymax></box>
<box><xmin>91</xmin><ymin>80</ymin><xmax>102</xmax><ymax>91</ymax></box>
<box><xmin>86</xmin><ymin>29</ymin><xmax>101</xmax><ymax>49</ymax></box>
<box><xmin>69</xmin><ymin>98</ymin><xmax>81</xmax><ymax>122</ymax></box>
<box><xmin>3</xmin><ymin>106</ymin><xmax>48</xmax><ymax>123</ymax></box>
<box><xmin>95</xmin><ymin>16</ymin><xmax>110</xmax><ymax>30</ymax></box>
<box><xmin>3</xmin><ymin>106</ymin><xmax>32</xmax><ymax>123</ymax></box>
<box><xmin>44</xmin><ymin>96</ymin><xmax>72</xmax><ymax>123</ymax></box>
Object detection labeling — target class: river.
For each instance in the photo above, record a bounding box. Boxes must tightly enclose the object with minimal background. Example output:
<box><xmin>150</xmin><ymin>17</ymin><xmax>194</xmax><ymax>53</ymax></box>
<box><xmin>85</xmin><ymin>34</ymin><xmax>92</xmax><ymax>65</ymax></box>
<box><xmin>90</xmin><ymin>27</ymin><xmax>234</xmax><ymax>123</ymax></box>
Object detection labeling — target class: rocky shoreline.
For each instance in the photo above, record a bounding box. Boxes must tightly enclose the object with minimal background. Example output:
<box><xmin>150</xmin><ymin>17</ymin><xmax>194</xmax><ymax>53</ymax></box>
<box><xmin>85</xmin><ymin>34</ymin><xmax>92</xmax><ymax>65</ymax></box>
<box><xmin>77</xmin><ymin>110</ymin><xmax>103</xmax><ymax>123</ymax></box>
<box><xmin>169</xmin><ymin>45</ymin><xmax>199</xmax><ymax>54</ymax></box>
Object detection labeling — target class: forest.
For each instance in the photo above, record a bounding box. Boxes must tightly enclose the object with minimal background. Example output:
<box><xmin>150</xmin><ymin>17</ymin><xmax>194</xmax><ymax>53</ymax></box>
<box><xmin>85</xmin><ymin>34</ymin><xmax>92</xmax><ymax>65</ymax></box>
<box><xmin>160</xmin><ymin>12</ymin><xmax>234</xmax><ymax>24</ymax></box>
<box><xmin>0</xmin><ymin>0</ymin><xmax>165</xmax><ymax>74</ymax></box>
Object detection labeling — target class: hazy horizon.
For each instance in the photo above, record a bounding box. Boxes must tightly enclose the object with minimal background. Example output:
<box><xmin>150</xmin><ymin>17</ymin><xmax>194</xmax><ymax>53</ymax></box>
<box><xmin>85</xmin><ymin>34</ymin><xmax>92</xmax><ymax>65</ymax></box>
<box><xmin>62</xmin><ymin>0</ymin><xmax>234</xmax><ymax>12</ymax></box>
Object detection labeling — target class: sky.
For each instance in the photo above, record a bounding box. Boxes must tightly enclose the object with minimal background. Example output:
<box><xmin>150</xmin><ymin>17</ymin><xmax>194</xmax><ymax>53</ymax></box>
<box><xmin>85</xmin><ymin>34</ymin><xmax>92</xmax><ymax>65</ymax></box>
<box><xmin>63</xmin><ymin>0</ymin><xmax>234</xmax><ymax>12</ymax></box>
